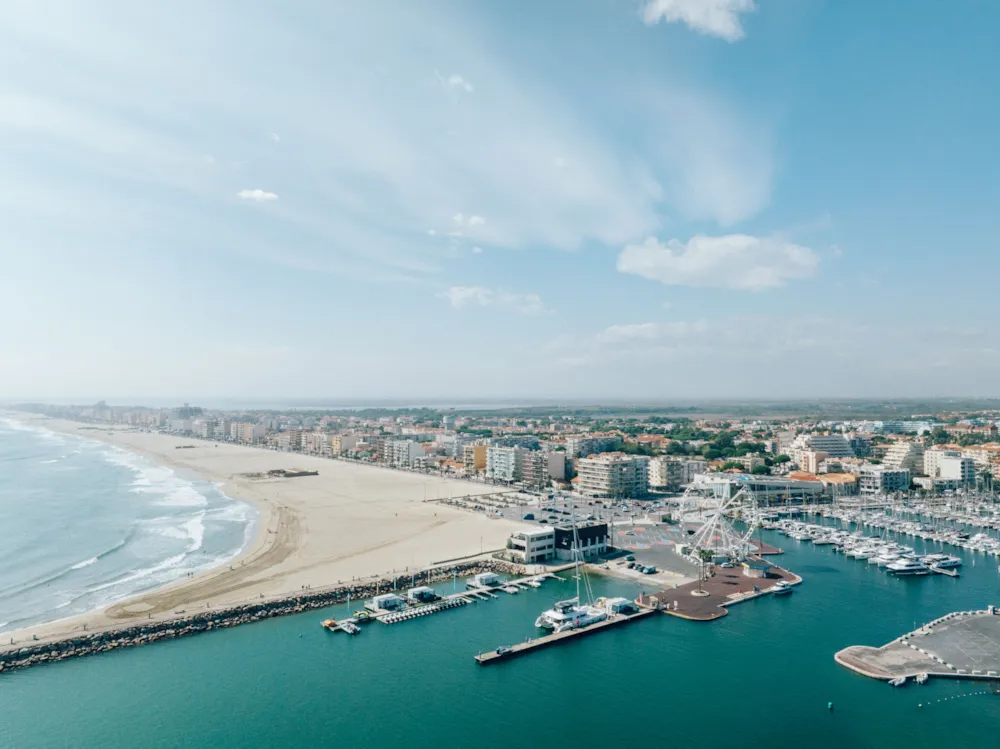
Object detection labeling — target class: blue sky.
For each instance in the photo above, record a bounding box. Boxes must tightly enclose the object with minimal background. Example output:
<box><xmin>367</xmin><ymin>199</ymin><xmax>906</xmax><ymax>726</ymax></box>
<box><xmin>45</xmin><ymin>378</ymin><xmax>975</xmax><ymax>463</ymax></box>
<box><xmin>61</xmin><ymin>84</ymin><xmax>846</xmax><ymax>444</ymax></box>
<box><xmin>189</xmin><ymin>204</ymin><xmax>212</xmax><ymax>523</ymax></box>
<box><xmin>2</xmin><ymin>0</ymin><xmax>999</xmax><ymax>401</ymax></box>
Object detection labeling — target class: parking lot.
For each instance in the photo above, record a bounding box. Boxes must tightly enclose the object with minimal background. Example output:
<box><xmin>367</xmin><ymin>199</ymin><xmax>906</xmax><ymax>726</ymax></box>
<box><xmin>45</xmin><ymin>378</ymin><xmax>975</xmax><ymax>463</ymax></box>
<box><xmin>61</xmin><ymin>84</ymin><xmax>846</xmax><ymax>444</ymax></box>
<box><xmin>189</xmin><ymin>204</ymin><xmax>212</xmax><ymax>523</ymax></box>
<box><xmin>494</xmin><ymin>493</ymin><xmax>698</xmax><ymax>582</ymax></box>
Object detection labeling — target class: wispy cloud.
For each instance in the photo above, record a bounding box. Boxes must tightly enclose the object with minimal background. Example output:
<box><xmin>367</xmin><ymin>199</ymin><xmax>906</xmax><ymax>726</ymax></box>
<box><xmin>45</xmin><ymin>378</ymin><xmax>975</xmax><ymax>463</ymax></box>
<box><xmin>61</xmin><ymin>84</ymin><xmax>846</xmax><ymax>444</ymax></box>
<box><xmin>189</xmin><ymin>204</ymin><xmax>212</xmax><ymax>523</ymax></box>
<box><xmin>437</xmin><ymin>286</ymin><xmax>546</xmax><ymax>315</ymax></box>
<box><xmin>269</xmin><ymin>132</ymin><xmax>281</xmax><ymax>143</ymax></box>
<box><xmin>237</xmin><ymin>188</ymin><xmax>278</xmax><ymax>202</ymax></box>
<box><xmin>641</xmin><ymin>0</ymin><xmax>757</xmax><ymax>42</ymax></box>
<box><xmin>439</xmin><ymin>72</ymin><xmax>475</xmax><ymax>93</ymax></box>
<box><xmin>617</xmin><ymin>234</ymin><xmax>819</xmax><ymax>291</ymax></box>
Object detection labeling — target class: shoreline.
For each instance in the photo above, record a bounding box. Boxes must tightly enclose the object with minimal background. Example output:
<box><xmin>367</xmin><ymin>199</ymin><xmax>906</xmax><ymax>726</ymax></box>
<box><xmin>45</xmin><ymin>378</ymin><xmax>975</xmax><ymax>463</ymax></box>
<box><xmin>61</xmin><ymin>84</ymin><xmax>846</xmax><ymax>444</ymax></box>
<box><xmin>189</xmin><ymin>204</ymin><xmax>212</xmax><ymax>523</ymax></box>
<box><xmin>0</xmin><ymin>413</ymin><xmax>275</xmax><ymax>638</ymax></box>
<box><xmin>1</xmin><ymin>412</ymin><xmax>525</xmax><ymax>647</ymax></box>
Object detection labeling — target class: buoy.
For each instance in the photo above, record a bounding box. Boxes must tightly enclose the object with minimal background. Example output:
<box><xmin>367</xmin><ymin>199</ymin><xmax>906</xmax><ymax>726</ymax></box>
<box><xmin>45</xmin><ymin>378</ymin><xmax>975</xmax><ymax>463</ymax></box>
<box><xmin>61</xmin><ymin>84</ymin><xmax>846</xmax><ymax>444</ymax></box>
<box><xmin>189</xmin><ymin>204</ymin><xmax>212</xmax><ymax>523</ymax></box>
<box><xmin>828</xmin><ymin>702</ymin><xmax>833</xmax><ymax>711</ymax></box>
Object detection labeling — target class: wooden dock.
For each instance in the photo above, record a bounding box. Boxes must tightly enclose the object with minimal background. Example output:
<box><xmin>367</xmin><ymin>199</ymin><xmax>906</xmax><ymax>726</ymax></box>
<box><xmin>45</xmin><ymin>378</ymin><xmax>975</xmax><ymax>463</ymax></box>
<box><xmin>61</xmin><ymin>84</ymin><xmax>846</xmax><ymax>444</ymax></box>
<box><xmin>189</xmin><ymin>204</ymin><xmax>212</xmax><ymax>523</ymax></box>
<box><xmin>474</xmin><ymin>609</ymin><xmax>655</xmax><ymax>665</ymax></box>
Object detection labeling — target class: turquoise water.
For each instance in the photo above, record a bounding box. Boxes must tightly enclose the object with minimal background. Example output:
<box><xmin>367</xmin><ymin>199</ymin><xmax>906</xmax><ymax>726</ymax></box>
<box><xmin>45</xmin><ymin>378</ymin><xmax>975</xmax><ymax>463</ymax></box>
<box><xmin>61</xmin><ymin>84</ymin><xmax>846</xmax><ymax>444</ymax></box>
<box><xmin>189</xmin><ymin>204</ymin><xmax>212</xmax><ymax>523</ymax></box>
<box><xmin>0</xmin><ymin>419</ymin><xmax>254</xmax><ymax>633</ymax></box>
<box><xmin>2</xmin><ymin>526</ymin><xmax>1000</xmax><ymax>748</ymax></box>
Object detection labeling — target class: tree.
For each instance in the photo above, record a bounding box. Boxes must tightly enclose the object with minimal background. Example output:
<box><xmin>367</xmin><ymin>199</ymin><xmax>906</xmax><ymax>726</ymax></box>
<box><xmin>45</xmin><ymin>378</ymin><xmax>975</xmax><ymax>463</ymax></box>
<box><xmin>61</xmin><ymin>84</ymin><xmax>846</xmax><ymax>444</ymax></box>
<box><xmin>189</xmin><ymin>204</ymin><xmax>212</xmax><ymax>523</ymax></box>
<box><xmin>774</xmin><ymin>454</ymin><xmax>792</xmax><ymax>464</ymax></box>
<box><xmin>720</xmin><ymin>460</ymin><xmax>744</xmax><ymax>471</ymax></box>
<box><xmin>929</xmin><ymin>426</ymin><xmax>951</xmax><ymax>445</ymax></box>
<box><xmin>979</xmin><ymin>468</ymin><xmax>994</xmax><ymax>493</ymax></box>
<box><xmin>751</xmin><ymin>465</ymin><xmax>771</xmax><ymax>475</ymax></box>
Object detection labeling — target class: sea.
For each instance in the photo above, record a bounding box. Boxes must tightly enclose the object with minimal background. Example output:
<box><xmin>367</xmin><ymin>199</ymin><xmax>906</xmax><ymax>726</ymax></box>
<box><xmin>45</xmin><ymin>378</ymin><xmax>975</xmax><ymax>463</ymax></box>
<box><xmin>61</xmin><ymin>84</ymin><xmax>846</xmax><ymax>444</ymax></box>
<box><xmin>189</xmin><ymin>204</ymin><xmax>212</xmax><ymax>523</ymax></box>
<box><xmin>3</xmin><ymin>449</ymin><xmax>1000</xmax><ymax>747</ymax></box>
<box><xmin>0</xmin><ymin>417</ymin><xmax>255</xmax><ymax>635</ymax></box>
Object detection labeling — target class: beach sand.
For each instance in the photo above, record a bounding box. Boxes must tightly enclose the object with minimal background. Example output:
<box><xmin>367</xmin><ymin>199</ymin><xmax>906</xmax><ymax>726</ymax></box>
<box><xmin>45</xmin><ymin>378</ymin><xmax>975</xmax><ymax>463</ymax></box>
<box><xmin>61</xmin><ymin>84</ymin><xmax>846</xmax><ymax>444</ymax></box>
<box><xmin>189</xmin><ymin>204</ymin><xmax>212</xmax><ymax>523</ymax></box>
<box><xmin>3</xmin><ymin>415</ymin><xmax>525</xmax><ymax>645</ymax></box>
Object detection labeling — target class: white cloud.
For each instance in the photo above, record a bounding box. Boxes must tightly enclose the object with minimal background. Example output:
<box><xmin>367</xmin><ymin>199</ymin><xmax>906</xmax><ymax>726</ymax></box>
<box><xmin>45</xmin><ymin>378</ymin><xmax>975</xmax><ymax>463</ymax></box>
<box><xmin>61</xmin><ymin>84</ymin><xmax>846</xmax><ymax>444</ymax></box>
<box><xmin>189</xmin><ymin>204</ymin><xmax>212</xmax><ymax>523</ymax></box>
<box><xmin>661</xmin><ymin>300</ymin><xmax>673</xmax><ymax>310</ymax></box>
<box><xmin>617</xmin><ymin>234</ymin><xmax>819</xmax><ymax>291</ymax></box>
<box><xmin>596</xmin><ymin>320</ymin><xmax>708</xmax><ymax>345</ymax></box>
<box><xmin>437</xmin><ymin>286</ymin><xmax>545</xmax><ymax>315</ymax></box>
<box><xmin>236</xmin><ymin>188</ymin><xmax>278</xmax><ymax>202</ymax></box>
<box><xmin>446</xmin><ymin>73</ymin><xmax>475</xmax><ymax>93</ymax></box>
<box><xmin>471</xmin><ymin>246</ymin><xmax>483</xmax><ymax>254</ymax></box>
<box><xmin>269</xmin><ymin>132</ymin><xmax>280</xmax><ymax>143</ymax></box>
<box><xmin>642</xmin><ymin>0</ymin><xmax>756</xmax><ymax>42</ymax></box>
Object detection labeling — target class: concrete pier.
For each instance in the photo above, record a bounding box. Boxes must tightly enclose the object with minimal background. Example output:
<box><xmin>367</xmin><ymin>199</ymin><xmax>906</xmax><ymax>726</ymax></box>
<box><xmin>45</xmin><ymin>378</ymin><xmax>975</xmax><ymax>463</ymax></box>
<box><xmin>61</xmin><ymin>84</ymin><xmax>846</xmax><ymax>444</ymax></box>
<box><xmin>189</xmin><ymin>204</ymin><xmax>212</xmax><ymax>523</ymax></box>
<box><xmin>836</xmin><ymin>608</ymin><xmax>1000</xmax><ymax>682</ymax></box>
<box><xmin>474</xmin><ymin>609</ymin><xmax>654</xmax><ymax>665</ymax></box>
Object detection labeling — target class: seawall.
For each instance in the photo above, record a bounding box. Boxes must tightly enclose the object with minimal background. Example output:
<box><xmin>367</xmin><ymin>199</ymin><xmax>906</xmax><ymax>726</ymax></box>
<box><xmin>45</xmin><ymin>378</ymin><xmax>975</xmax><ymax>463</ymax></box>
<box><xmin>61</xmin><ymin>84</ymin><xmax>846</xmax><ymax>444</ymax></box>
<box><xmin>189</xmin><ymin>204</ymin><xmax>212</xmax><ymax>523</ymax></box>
<box><xmin>0</xmin><ymin>559</ymin><xmax>524</xmax><ymax>675</ymax></box>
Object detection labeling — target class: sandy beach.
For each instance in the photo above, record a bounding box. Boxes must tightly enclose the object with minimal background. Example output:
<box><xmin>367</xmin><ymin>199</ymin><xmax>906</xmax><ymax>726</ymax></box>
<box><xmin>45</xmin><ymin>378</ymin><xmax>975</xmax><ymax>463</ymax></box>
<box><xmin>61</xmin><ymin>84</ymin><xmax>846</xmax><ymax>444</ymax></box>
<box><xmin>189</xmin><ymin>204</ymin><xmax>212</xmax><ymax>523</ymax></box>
<box><xmin>3</xmin><ymin>414</ymin><xmax>525</xmax><ymax>645</ymax></box>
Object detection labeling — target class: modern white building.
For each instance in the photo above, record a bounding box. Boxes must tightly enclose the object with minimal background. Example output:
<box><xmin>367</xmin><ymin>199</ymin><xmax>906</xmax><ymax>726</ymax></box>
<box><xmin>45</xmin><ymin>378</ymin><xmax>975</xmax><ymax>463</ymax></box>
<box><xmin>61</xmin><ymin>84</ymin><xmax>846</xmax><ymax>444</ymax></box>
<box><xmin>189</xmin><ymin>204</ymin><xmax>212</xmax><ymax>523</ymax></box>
<box><xmin>688</xmin><ymin>474</ymin><xmax>825</xmax><ymax>505</ymax></box>
<box><xmin>791</xmin><ymin>434</ymin><xmax>855</xmax><ymax>461</ymax></box>
<box><xmin>576</xmin><ymin>453</ymin><xmax>649</xmax><ymax>498</ymax></box>
<box><xmin>937</xmin><ymin>455</ymin><xmax>975</xmax><ymax>485</ymax></box>
<box><xmin>486</xmin><ymin>446</ymin><xmax>523</xmax><ymax>483</ymax></box>
<box><xmin>648</xmin><ymin>457</ymin><xmax>685</xmax><ymax>491</ymax></box>
<box><xmin>506</xmin><ymin>527</ymin><xmax>556</xmax><ymax>563</ymax></box>
<box><xmin>883</xmin><ymin>441</ymin><xmax>925</xmax><ymax>475</ymax></box>
<box><xmin>858</xmin><ymin>466</ymin><xmax>910</xmax><ymax>495</ymax></box>
<box><xmin>388</xmin><ymin>439</ymin><xmax>425</xmax><ymax>468</ymax></box>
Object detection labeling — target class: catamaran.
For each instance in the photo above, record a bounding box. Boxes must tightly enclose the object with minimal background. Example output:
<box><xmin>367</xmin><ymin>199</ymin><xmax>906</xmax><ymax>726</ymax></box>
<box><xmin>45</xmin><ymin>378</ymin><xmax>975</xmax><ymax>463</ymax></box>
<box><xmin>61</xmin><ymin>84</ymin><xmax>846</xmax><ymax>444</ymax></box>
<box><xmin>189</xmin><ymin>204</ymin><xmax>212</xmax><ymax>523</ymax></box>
<box><xmin>534</xmin><ymin>512</ymin><xmax>609</xmax><ymax>634</ymax></box>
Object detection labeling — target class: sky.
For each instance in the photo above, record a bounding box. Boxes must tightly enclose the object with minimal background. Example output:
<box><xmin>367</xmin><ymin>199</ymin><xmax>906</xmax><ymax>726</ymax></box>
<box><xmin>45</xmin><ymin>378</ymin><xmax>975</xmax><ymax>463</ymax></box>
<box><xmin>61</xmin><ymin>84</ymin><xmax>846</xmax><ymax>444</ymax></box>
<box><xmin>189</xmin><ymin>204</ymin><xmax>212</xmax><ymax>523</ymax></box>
<box><xmin>2</xmin><ymin>0</ymin><xmax>999</xmax><ymax>402</ymax></box>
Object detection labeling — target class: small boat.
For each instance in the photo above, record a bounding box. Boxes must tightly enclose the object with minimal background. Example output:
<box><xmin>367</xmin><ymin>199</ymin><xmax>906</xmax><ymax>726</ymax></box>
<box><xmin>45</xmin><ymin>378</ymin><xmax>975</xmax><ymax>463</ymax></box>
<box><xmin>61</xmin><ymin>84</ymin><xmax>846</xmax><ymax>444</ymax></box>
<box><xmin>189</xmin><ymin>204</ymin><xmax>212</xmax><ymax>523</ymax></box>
<box><xmin>772</xmin><ymin>580</ymin><xmax>793</xmax><ymax>595</ymax></box>
<box><xmin>916</xmin><ymin>673</ymin><xmax>929</xmax><ymax>684</ymax></box>
<box><xmin>888</xmin><ymin>676</ymin><xmax>907</xmax><ymax>687</ymax></box>
<box><xmin>340</xmin><ymin>621</ymin><xmax>361</xmax><ymax>635</ymax></box>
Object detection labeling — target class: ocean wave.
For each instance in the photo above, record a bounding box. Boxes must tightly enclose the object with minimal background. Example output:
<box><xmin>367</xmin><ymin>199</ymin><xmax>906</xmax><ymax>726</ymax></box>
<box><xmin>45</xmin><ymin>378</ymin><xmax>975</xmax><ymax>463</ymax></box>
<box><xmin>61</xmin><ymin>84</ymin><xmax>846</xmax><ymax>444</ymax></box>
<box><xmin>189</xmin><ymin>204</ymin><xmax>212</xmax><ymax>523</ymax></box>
<box><xmin>103</xmin><ymin>447</ymin><xmax>209</xmax><ymax>508</ymax></box>
<box><xmin>0</xmin><ymin>534</ymin><xmax>132</xmax><ymax>598</ymax></box>
<box><xmin>85</xmin><ymin>552</ymin><xmax>190</xmax><ymax>594</ymax></box>
<box><xmin>40</xmin><ymin>458</ymin><xmax>59</xmax><ymax>464</ymax></box>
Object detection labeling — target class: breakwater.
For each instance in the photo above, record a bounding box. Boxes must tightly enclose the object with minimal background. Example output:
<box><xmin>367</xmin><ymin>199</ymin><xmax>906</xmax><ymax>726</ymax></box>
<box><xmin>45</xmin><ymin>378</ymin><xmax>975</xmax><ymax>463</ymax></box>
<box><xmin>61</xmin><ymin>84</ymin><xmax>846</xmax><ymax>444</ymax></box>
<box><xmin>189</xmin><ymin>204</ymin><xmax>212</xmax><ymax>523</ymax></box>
<box><xmin>0</xmin><ymin>559</ymin><xmax>523</xmax><ymax>674</ymax></box>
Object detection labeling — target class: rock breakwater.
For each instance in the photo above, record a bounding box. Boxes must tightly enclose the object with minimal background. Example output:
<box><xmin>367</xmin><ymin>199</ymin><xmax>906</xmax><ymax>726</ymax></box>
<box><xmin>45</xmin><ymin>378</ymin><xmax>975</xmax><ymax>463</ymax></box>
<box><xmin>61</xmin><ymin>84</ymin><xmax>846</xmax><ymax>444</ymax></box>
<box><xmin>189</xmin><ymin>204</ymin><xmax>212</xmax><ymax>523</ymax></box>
<box><xmin>0</xmin><ymin>560</ymin><xmax>524</xmax><ymax>674</ymax></box>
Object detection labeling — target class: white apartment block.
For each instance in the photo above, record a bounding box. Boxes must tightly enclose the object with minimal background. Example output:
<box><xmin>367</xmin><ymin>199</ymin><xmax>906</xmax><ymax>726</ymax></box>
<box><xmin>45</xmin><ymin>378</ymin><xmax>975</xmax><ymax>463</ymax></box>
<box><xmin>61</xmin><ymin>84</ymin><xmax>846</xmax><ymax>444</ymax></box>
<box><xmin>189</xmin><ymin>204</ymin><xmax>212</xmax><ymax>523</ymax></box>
<box><xmin>924</xmin><ymin>448</ymin><xmax>960</xmax><ymax>477</ymax></box>
<box><xmin>883</xmin><ymin>441</ymin><xmax>925</xmax><ymax>475</ymax></box>
<box><xmin>791</xmin><ymin>434</ymin><xmax>855</xmax><ymax>461</ymax></box>
<box><xmin>859</xmin><ymin>467</ymin><xmax>910</xmax><ymax>495</ymax></box>
<box><xmin>576</xmin><ymin>453</ymin><xmax>649</xmax><ymax>498</ymax></box>
<box><xmin>938</xmin><ymin>455</ymin><xmax>975</xmax><ymax>484</ymax></box>
<box><xmin>648</xmin><ymin>457</ymin><xmax>684</xmax><ymax>491</ymax></box>
<box><xmin>486</xmin><ymin>446</ymin><xmax>523</xmax><ymax>483</ymax></box>
<box><xmin>388</xmin><ymin>439</ymin><xmax>425</xmax><ymax>468</ymax></box>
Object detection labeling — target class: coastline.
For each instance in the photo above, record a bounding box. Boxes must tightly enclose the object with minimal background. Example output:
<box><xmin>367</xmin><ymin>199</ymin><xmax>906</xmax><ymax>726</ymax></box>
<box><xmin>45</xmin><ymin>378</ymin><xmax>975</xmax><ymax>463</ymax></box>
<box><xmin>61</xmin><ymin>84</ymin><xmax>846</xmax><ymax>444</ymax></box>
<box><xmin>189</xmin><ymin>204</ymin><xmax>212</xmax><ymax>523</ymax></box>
<box><xmin>1</xmin><ymin>412</ymin><xmax>524</xmax><ymax>648</ymax></box>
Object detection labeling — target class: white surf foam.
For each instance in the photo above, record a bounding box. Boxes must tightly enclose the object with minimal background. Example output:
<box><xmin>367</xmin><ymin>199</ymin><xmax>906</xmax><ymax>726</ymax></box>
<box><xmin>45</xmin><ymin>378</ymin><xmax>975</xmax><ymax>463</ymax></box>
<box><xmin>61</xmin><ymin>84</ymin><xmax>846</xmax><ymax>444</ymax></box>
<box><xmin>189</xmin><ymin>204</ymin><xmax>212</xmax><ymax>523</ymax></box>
<box><xmin>70</xmin><ymin>556</ymin><xmax>99</xmax><ymax>570</ymax></box>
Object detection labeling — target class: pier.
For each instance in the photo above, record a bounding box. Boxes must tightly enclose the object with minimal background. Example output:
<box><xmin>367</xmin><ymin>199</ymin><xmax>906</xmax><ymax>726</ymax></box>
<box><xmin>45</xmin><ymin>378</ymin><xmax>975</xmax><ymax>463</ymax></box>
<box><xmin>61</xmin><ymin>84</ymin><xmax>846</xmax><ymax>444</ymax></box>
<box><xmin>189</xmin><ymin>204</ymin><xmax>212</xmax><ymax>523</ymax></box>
<box><xmin>474</xmin><ymin>609</ymin><xmax>655</xmax><ymax>665</ymax></box>
<box><xmin>636</xmin><ymin>560</ymin><xmax>801</xmax><ymax>622</ymax></box>
<box><xmin>836</xmin><ymin>607</ymin><xmax>1000</xmax><ymax>683</ymax></box>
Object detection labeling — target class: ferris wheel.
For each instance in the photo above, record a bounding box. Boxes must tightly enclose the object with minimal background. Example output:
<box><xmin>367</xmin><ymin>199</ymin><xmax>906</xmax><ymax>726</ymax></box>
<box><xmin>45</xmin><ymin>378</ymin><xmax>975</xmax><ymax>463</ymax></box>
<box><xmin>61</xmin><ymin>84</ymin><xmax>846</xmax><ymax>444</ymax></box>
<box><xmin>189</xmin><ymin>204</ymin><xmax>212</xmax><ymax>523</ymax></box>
<box><xmin>680</xmin><ymin>484</ymin><xmax>760</xmax><ymax>560</ymax></box>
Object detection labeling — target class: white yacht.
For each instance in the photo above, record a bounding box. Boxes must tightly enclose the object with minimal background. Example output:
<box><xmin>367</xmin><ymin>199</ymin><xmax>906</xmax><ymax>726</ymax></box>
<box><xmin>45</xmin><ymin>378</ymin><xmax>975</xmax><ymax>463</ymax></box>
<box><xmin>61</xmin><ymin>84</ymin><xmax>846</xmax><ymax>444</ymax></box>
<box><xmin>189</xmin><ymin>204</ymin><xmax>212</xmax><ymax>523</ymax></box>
<box><xmin>886</xmin><ymin>558</ymin><xmax>930</xmax><ymax>576</ymax></box>
<box><xmin>534</xmin><ymin>511</ymin><xmax>608</xmax><ymax>634</ymax></box>
<box><xmin>534</xmin><ymin>598</ymin><xmax>608</xmax><ymax>633</ymax></box>
<box><xmin>922</xmin><ymin>554</ymin><xmax>962</xmax><ymax>569</ymax></box>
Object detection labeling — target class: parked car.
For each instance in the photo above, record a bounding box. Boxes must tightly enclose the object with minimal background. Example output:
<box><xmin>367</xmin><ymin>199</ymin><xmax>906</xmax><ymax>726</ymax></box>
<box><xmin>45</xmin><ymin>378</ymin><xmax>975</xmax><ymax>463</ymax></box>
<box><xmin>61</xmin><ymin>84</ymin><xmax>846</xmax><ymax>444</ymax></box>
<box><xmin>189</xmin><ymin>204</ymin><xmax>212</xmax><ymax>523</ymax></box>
<box><xmin>625</xmin><ymin>555</ymin><xmax>636</xmax><ymax>562</ymax></box>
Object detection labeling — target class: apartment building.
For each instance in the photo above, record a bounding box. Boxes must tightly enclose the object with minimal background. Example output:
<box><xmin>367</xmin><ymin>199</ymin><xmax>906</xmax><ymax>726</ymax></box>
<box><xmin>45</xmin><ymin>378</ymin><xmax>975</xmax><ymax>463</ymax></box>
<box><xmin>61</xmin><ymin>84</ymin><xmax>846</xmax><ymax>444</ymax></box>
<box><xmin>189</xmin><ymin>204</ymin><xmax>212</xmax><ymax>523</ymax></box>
<box><xmin>576</xmin><ymin>453</ymin><xmax>649</xmax><ymax>498</ymax></box>
<box><xmin>277</xmin><ymin>429</ymin><xmax>303</xmax><ymax>451</ymax></box>
<box><xmin>462</xmin><ymin>443</ymin><xmax>488</xmax><ymax>473</ymax></box>
<box><xmin>388</xmin><ymin>439</ymin><xmax>425</xmax><ymax>468</ymax></box>
<box><xmin>791</xmin><ymin>434</ymin><xmax>855</xmax><ymax>461</ymax></box>
<box><xmin>565</xmin><ymin>435</ymin><xmax>622</xmax><ymax>459</ymax></box>
<box><xmin>648</xmin><ymin>456</ymin><xmax>684</xmax><ymax>491</ymax></box>
<box><xmin>328</xmin><ymin>434</ymin><xmax>358</xmax><ymax>455</ymax></box>
<box><xmin>520</xmin><ymin>450</ymin><xmax>561</xmax><ymax>489</ymax></box>
<box><xmin>858</xmin><ymin>466</ymin><xmax>910</xmax><ymax>495</ymax></box>
<box><xmin>883</xmin><ymin>441</ymin><xmax>925</xmax><ymax>475</ymax></box>
<box><xmin>486</xmin><ymin>446</ymin><xmax>523</xmax><ymax>483</ymax></box>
